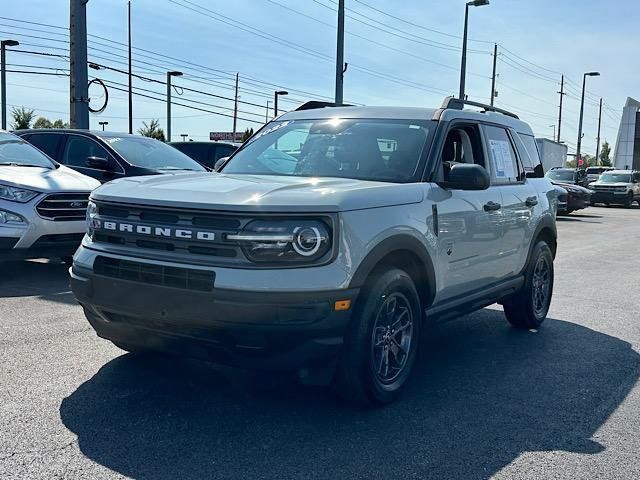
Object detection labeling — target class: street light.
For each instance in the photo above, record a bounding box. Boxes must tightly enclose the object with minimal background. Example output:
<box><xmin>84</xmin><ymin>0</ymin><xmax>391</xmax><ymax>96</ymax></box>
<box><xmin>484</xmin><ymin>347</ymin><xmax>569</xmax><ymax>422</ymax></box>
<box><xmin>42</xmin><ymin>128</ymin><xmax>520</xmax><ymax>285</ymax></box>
<box><xmin>459</xmin><ymin>0</ymin><xmax>489</xmax><ymax>100</ymax></box>
<box><xmin>274</xmin><ymin>90</ymin><xmax>288</xmax><ymax>117</ymax></box>
<box><xmin>549</xmin><ymin>124</ymin><xmax>556</xmax><ymax>140</ymax></box>
<box><xmin>576</xmin><ymin>71</ymin><xmax>600</xmax><ymax>166</ymax></box>
<box><xmin>180</xmin><ymin>134</ymin><xmax>188</xmax><ymax>142</ymax></box>
<box><xmin>98</xmin><ymin>121</ymin><xmax>109</xmax><ymax>131</ymax></box>
<box><xmin>1</xmin><ymin>39</ymin><xmax>19</xmax><ymax>130</ymax></box>
<box><xmin>166</xmin><ymin>70</ymin><xmax>183</xmax><ymax>142</ymax></box>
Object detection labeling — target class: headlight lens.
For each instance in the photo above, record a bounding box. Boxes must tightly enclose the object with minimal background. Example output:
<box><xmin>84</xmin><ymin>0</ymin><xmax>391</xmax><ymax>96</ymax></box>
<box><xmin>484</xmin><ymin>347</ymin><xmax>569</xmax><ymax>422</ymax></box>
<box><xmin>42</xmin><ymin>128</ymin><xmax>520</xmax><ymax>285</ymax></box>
<box><xmin>228</xmin><ymin>219</ymin><xmax>331</xmax><ymax>264</ymax></box>
<box><xmin>0</xmin><ymin>209</ymin><xmax>26</xmax><ymax>224</ymax></box>
<box><xmin>0</xmin><ymin>184</ymin><xmax>39</xmax><ymax>203</ymax></box>
<box><xmin>86</xmin><ymin>201</ymin><xmax>98</xmax><ymax>237</ymax></box>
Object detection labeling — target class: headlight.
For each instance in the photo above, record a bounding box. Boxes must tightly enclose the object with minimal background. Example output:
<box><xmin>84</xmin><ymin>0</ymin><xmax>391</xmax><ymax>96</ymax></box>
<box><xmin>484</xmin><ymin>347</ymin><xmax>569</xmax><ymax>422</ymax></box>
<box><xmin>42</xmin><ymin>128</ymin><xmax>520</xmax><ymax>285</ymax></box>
<box><xmin>0</xmin><ymin>209</ymin><xmax>26</xmax><ymax>224</ymax></box>
<box><xmin>0</xmin><ymin>184</ymin><xmax>39</xmax><ymax>203</ymax></box>
<box><xmin>86</xmin><ymin>201</ymin><xmax>98</xmax><ymax>237</ymax></box>
<box><xmin>228</xmin><ymin>219</ymin><xmax>331</xmax><ymax>264</ymax></box>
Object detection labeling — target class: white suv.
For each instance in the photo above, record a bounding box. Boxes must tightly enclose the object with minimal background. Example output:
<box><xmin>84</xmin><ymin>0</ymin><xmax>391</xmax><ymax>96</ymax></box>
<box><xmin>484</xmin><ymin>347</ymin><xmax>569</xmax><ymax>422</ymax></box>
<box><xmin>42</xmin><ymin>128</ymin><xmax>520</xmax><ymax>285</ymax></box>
<box><xmin>71</xmin><ymin>98</ymin><xmax>558</xmax><ymax>404</ymax></box>
<box><xmin>0</xmin><ymin>130</ymin><xmax>100</xmax><ymax>263</ymax></box>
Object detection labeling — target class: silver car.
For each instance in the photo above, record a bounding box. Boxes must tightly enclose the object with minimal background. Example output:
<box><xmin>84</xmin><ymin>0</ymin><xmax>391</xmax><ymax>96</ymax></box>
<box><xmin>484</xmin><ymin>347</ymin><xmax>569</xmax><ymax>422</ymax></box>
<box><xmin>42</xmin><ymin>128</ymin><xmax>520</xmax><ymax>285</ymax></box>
<box><xmin>0</xmin><ymin>130</ymin><xmax>100</xmax><ymax>263</ymax></box>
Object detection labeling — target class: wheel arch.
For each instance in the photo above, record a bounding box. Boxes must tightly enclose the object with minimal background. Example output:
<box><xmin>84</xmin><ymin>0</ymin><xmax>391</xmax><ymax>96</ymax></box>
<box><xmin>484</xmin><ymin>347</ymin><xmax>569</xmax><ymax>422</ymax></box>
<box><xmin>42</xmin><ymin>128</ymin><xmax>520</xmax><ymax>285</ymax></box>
<box><xmin>349</xmin><ymin>235</ymin><xmax>437</xmax><ymax>309</ymax></box>
<box><xmin>524</xmin><ymin>216</ymin><xmax>558</xmax><ymax>273</ymax></box>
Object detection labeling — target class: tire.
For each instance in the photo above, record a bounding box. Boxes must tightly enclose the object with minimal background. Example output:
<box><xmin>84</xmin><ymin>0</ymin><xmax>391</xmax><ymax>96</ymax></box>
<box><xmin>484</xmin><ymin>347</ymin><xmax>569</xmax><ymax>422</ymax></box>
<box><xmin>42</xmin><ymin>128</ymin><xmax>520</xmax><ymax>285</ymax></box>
<box><xmin>333</xmin><ymin>268</ymin><xmax>421</xmax><ymax>405</ymax></box>
<box><xmin>624</xmin><ymin>193</ymin><xmax>633</xmax><ymax>208</ymax></box>
<box><xmin>503</xmin><ymin>241</ymin><xmax>554</xmax><ymax>330</ymax></box>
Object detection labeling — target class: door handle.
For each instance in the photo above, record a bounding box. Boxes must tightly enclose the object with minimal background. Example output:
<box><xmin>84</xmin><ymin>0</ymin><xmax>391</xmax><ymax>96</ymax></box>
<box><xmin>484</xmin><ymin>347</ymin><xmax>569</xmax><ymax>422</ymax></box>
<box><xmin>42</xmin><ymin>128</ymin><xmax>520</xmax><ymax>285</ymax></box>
<box><xmin>483</xmin><ymin>201</ymin><xmax>501</xmax><ymax>212</ymax></box>
<box><xmin>525</xmin><ymin>196</ymin><xmax>538</xmax><ymax>207</ymax></box>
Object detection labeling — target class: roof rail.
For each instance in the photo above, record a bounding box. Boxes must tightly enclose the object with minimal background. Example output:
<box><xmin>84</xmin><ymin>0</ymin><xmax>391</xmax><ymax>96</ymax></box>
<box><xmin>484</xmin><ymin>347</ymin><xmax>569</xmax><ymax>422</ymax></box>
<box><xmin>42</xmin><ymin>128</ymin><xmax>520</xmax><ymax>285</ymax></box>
<box><xmin>294</xmin><ymin>101</ymin><xmax>353</xmax><ymax>111</ymax></box>
<box><xmin>440</xmin><ymin>96</ymin><xmax>519</xmax><ymax>119</ymax></box>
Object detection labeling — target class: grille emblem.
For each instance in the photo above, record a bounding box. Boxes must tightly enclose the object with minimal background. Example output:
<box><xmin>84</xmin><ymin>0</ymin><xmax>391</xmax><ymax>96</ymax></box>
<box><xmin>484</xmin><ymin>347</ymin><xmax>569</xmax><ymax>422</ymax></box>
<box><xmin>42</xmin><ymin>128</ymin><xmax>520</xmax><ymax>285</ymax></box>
<box><xmin>94</xmin><ymin>219</ymin><xmax>216</xmax><ymax>241</ymax></box>
<box><xmin>70</xmin><ymin>201</ymin><xmax>85</xmax><ymax>208</ymax></box>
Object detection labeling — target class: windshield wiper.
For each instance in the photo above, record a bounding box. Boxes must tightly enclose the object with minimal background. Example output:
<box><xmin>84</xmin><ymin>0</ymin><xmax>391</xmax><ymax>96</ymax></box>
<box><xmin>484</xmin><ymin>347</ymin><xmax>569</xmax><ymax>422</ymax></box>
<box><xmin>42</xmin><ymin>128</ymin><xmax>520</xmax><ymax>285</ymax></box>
<box><xmin>156</xmin><ymin>166</ymin><xmax>200</xmax><ymax>171</ymax></box>
<box><xmin>0</xmin><ymin>162</ymin><xmax>49</xmax><ymax>168</ymax></box>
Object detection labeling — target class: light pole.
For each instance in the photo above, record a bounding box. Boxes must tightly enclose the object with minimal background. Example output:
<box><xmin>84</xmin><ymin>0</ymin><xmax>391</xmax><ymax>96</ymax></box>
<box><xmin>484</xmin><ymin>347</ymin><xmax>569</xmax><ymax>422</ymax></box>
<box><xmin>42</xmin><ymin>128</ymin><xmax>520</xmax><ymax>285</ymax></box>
<box><xmin>576</xmin><ymin>71</ymin><xmax>600</xmax><ymax>166</ymax></box>
<box><xmin>334</xmin><ymin>0</ymin><xmax>345</xmax><ymax>104</ymax></box>
<box><xmin>595</xmin><ymin>97</ymin><xmax>602</xmax><ymax>165</ymax></box>
<box><xmin>166</xmin><ymin>70</ymin><xmax>183</xmax><ymax>142</ymax></box>
<box><xmin>180</xmin><ymin>134</ymin><xmax>188</xmax><ymax>142</ymax></box>
<box><xmin>1</xmin><ymin>39</ymin><xmax>19</xmax><ymax>130</ymax></box>
<box><xmin>98</xmin><ymin>121</ymin><xmax>108</xmax><ymax>131</ymax></box>
<box><xmin>459</xmin><ymin>0</ymin><xmax>489</xmax><ymax>100</ymax></box>
<box><xmin>274</xmin><ymin>90</ymin><xmax>288</xmax><ymax>117</ymax></box>
<box><xmin>549</xmin><ymin>124</ymin><xmax>556</xmax><ymax>140</ymax></box>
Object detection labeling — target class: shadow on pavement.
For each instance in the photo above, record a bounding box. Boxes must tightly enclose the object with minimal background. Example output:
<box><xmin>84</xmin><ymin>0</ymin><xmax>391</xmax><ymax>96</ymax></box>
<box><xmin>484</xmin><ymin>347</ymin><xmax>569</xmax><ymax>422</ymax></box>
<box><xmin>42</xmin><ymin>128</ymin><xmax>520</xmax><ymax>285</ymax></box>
<box><xmin>0</xmin><ymin>259</ymin><xmax>75</xmax><ymax>304</ymax></box>
<box><xmin>556</xmin><ymin>216</ymin><xmax>602</xmax><ymax>223</ymax></box>
<box><xmin>60</xmin><ymin>309</ymin><xmax>640</xmax><ymax>480</ymax></box>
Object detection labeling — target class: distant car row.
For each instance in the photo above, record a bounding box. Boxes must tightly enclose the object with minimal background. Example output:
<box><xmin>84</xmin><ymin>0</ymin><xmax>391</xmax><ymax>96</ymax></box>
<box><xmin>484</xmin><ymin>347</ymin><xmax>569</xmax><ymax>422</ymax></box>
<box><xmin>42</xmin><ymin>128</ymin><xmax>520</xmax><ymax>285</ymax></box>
<box><xmin>0</xmin><ymin>129</ymin><xmax>240</xmax><ymax>262</ymax></box>
<box><xmin>545</xmin><ymin>166</ymin><xmax>640</xmax><ymax>214</ymax></box>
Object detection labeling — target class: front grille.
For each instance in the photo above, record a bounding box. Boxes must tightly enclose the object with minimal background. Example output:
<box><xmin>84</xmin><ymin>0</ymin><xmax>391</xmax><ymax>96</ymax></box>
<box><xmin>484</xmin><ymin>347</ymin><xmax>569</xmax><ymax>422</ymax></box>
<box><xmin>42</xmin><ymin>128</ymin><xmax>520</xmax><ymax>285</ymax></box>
<box><xmin>593</xmin><ymin>186</ymin><xmax>626</xmax><ymax>193</ymax></box>
<box><xmin>91</xmin><ymin>202</ymin><xmax>247</xmax><ymax>263</ymax></box>
<box><xmin>36</xmin><ymin>193</ymin><xmax>90</xmax><ymax>221</ymax></box>
<box><xmin>32</xmin><ymin>233</ymin><xmax>84</xmax><ymax>248</ymax></box>
<box><xmin>94</xmin><ymin>256</ymin><xmax>215</xmax><ymax>292</ymax></box>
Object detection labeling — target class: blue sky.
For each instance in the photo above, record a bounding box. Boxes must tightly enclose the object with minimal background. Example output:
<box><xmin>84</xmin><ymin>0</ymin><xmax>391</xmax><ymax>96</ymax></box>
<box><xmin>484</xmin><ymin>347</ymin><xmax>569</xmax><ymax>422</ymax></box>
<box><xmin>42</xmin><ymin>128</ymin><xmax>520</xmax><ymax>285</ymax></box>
<box><xmin>2</xmin><ymin>0</ymin><xmax>638</xmax><ymax>154</ymax></box>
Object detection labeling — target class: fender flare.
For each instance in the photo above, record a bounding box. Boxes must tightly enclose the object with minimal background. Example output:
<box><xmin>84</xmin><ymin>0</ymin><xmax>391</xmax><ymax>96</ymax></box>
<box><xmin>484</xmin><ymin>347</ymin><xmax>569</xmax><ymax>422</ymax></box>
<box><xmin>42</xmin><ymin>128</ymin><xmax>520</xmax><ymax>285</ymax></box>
<box><xmin>348</xmin><ymin>234</ymin><xmax>437</xmax><ymax>307</ymax></box>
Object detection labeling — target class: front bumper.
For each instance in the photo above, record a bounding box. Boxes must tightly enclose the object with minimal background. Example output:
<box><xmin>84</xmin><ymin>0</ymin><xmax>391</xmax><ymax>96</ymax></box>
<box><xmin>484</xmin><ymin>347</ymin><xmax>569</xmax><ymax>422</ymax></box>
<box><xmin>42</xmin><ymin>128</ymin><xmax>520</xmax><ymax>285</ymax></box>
<box><xmin>592</xmin><ymin>191</ymin><xmax>631</xmax><ymax>204</ymax></box>
<box><xmin>70</xmin><ymin>262</ymin><xmax>358</xmax><ymax>370</ymax></box>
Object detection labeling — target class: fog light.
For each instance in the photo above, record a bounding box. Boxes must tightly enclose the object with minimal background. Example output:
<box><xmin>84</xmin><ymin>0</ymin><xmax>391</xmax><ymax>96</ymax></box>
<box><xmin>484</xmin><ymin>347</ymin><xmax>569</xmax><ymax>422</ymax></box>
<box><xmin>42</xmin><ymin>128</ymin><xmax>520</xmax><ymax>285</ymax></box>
<box><xmin>0</xmin><ymin>209</ymin><xmax>25</xmax><ymax>224</ymax></box>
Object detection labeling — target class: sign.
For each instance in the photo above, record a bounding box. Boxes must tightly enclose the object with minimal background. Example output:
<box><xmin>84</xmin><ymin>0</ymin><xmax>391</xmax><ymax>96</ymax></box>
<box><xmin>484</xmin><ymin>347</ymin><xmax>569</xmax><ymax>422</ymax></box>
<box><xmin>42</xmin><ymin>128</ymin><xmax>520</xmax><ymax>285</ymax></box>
<box><xmin>209</xmin><ymin>132</ymin><xmax>244</xmax><ymax>142</ymax></box>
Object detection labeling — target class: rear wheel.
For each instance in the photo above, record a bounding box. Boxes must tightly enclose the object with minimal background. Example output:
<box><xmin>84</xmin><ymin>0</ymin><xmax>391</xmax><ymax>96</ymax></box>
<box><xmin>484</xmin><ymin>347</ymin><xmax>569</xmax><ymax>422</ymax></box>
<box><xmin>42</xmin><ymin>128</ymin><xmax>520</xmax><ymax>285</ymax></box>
<box><xmin>503</xmin><ymin>241</ymin><xmax>554</xmax><ymax>329</ymax></box>
<box><xmin>333</xmin><ymin>268</ymin><xmax>421</xmax><ymax>405</ymax></box>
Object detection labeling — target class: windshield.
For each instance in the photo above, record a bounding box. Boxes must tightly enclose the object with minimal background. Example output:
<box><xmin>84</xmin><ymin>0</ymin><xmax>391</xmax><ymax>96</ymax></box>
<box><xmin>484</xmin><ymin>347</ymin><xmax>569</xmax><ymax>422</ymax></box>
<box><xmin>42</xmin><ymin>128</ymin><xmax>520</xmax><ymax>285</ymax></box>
<box><xmin>546</xmin><ymin>170</ymin><xmax>575</xmax><ymax>181</ymax></box>
<box><xmin>600</xmin><ymin>172</ymin><xmax>632</xmax><ymax>183</ymax></box>
<box><xmin>223</xmin><ymin>118</ymin><xmax>432</xmax><ymax>182</ymax></box>
<box><xmin>0</xmin><ymin>132</ymin><xmax>55</xmax><ymax>168</ymax></box>
<box><xmin>102</xmin><ymin>136</ymin><xmax>205</xmax><ymax>171</ymax></box>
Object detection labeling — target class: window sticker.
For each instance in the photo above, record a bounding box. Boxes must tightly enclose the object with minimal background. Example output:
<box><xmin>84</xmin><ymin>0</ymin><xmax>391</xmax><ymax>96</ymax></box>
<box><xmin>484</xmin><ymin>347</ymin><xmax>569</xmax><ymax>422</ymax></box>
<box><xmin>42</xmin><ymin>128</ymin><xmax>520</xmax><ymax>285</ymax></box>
<box><xmin>489</xmin><ymin>139</ymin><xmax>515</xmax><ymax>179</ymax></box>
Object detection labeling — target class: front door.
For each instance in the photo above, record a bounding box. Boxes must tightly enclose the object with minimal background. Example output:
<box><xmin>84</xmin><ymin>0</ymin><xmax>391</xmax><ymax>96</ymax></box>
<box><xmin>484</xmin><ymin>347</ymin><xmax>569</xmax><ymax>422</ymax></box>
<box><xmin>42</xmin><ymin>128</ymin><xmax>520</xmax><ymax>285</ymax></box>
<box><xmin>431</xmin><ymin>123</ymin><xmax>505</xmax><ymax>301</ymax></box>
<box><xmin>60</xmin><ymin>134</ymin><xmax>124</xmax><ymax>183</ymax></box>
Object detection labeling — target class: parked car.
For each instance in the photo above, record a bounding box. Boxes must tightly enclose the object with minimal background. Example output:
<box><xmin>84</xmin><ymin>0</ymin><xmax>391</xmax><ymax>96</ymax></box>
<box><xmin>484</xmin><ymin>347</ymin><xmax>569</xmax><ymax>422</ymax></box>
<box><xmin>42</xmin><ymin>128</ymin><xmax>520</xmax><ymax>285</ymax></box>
<box><xmin>586</xmin><ymin>166</ymin><xmax>614</xmax><ymax>184</ymax></box>
<box><xmin>590</xmin><ymin>170</ymin><xmax>640</xmax><ymax>207</ymax></box>
<box><xmin>17</xmin><ymin>129</ymin><xmax>206</xmax><ymax>183</ymax></box>
<box><xmin>545</xmin><ymin>167</ymin><xmax>590</xmax><ymax>187</ymax></box>
<box><xmin>169</xmin><ymin>141</ymin><xmax>240</xmax><ymax>170</ymax></box>
<box><xmin>71</xmin><ymin>97</ymin><xmax>558</xmax><ymax>405</ymax></box>
<box><xmin>551</xmin><ymin>184</ymin><xmax>568</xmax><ymax>215</ymax></box>
<box><xmin>0</xmin><ymin>130</ymin><xmax>99</xmax><ymax>263</ymax></box>
<box><xmin>554</xmin><ymin>183</ymin><xmax>592</xmax><ymax>214</ymax></box>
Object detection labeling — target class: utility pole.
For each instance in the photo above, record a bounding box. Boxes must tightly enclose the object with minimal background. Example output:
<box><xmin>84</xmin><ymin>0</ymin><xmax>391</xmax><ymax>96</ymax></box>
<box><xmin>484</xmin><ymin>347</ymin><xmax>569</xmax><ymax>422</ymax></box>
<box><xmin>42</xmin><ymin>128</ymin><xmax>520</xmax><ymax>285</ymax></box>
<box><xmin>232</xmin><ymin>72</ymin><xmax>238</xmax><ymax>138</ymax></box>
<box><xmin>1</xmin><ymin>39</ymin><xmax>19</xmax><ymax>130</ymax></box>
<box><xmin>334</xmin><ymin>0</ymin><xmax>345</xmax><ymax>104</ymax></box>
<box><xmin>166</xmin><ymin>70</ymin><xmax>182</xmax><ymax>142</ymax></box>
<box><xmin>595</xmin><ymin>97</ymin><xmax>602</xmax><ymax>165</ymax></box>
<box><xmin>70</xmin><ymin>0</ymin><xmax>89</xmax><ymax>129</ymax></box>
<box><xmin>490</xmin><ymin>43</ymin><xmax>497</xmax><ymax>106</ymax></box>
<box><xmin>265</xmin><ymin>101</ymin><xmax>270</xmax><ymax>123</ymax></box>
<box><xmin>127</xmin><ymin>0</ymin><xmax>133</xmax><ymax>134</ymax></box>
<box><xmin>557</xmin><ymin>74</ymin><xmax>565</xmax><ymax>143</ymax></box>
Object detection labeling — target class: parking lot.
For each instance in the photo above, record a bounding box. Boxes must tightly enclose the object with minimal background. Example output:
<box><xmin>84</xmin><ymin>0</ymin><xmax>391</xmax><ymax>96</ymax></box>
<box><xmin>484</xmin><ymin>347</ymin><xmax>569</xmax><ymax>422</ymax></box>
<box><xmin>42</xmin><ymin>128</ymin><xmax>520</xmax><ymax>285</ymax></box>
<box><xmin>1</xmin><ymin>205</ymin><xmax>639</xmax><ymax>480</ymax></box>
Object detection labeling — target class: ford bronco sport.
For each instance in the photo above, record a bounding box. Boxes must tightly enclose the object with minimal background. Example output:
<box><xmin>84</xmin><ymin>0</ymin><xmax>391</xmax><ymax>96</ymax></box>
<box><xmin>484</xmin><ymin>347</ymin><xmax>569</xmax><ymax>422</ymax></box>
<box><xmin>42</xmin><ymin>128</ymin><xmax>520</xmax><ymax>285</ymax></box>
<box><xmin>70</xmin><ymin>97</ymin><xmax>558</xmax><ymax>405</ymax></box>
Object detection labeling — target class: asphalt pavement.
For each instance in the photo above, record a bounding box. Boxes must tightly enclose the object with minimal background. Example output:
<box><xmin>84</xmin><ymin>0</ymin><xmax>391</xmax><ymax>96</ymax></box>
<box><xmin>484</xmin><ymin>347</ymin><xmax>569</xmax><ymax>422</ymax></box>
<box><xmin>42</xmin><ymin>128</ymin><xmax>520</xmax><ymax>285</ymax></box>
<box><xmin>1</xmin><ymin>206</ymin><xmax>639</xmax><ymax>479</ymax></box>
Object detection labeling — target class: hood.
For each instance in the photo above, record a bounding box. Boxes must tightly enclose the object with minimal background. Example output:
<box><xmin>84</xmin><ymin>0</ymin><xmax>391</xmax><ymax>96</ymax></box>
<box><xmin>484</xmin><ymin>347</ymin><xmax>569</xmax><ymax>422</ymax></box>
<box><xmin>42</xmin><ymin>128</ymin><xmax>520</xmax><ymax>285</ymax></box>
<box><xmin>0</xmin><ymin>165</ymin><xmax>100</xmax><ymax>192</ymax></box>
<box><xmin>552</xmin><ymin>181</ymin><xmax>590</xmax><ymax>193</ymax></box>
<box><xmin>91</xmin><ymin>173</ymin><xmax>424</xmax><ymax>212</ymax></box>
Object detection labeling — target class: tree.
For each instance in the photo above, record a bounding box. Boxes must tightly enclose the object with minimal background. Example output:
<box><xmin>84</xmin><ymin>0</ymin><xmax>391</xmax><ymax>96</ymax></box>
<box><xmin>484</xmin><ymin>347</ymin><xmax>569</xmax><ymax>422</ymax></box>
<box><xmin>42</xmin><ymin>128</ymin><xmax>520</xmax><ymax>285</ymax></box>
<box><xmin>138</xmin><ymin>119</ymin><xmax>165</xmax><ymax>141</ymax></box>
<box><xmin>599</xmin><ymin>141</ymin><xmax>612</xmax><ymax>167</ymax></box>
<box><xmin>10</xmin><ymin>107</ymin><xmax>35</xmax><ymax>130</ymax></box>
<box><xmin>52</xmin><ymin>119</ymin><xmax>69</xmax><ymax>129</ymax></box>
<box><xmin>33</xmin><ymin>117</ymin><xmax>53</xmax><ymax>129</ymax></box>
<box><xmin>241</xmin><ymin>127</ymin><xmax>254</xmax><ymax>142</ymax></box>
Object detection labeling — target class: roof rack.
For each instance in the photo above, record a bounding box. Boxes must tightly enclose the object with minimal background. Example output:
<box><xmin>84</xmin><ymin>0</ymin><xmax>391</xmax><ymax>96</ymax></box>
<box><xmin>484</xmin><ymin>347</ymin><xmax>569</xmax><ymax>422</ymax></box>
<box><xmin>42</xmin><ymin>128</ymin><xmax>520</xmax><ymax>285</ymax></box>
<box><xmin>294</xmin><ymin>101</ymin><xmax>353</xmax><ymax>111</ymax></box>
<box><xmin>440</xmin><ymin>96</ymin><xmax>519</xmax><ymax>119</ymax></box>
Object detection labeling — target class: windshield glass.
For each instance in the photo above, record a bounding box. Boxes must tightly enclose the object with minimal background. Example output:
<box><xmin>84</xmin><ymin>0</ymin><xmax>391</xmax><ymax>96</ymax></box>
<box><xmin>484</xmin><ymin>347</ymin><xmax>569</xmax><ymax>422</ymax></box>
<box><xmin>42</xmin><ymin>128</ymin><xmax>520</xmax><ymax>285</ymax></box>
<box><xmin>600</xmin><ymin>172</ymin><xmax>632</xmax><ymax>183</ymax></box>
<box><xmin>0</xmin><ymin>132</ymin><xmax>55</xmax><ymax>168</ymax></box>
<box><xmin>546</xmin><ymin>170</ymin><xmax>575</xmax><ymax>181</ymax></box>
<box><xmin>102</xmin><ymin>136</ymin><xmax>205</xmax><ymax>171</ymax></box>
<box><xmin>223</xmin><ymin>119</ymin><xmax>432</xmax><ymax>182</ymax></box>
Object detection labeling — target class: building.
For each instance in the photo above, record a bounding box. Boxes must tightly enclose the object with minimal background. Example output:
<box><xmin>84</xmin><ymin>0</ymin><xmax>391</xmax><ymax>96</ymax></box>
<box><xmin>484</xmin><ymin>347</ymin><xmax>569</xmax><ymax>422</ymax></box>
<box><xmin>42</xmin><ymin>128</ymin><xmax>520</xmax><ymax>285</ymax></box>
<box><xmin>613</xmin><ymin>97</ymin><xmax>640</xmax><ymax>170</ymax></box>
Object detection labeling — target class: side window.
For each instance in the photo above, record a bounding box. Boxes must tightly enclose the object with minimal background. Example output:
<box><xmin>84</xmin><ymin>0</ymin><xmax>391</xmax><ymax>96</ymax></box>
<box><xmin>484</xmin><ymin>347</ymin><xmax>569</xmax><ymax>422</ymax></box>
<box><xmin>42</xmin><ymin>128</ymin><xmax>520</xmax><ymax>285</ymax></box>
<box><xmin>62</xmin><ymin>136</ymin><xmax>111</xmax><ymax>168</ymax></box>
<box><xmin>438</xmin><ymin>124</ymin><xmax>486</xmax><ymax>182</ymax></box>
<box><xmin>214</xmin><ymin>145</ymin><xmax>236</xmax><ymax>161</ymax></box>
<box><xmin>516</xmin><ymin>133</ymin><xmax>541</xmax><ymax>173</ymax></box>
<box><xmin>26</xmin><ymin>134</ymin><xmax>61</xmax><ymax>160</ymax></box>
<box><xmin>484</xmin><ymin>125</ymin><xmax>521</xmax><ymax>184</ymax></box>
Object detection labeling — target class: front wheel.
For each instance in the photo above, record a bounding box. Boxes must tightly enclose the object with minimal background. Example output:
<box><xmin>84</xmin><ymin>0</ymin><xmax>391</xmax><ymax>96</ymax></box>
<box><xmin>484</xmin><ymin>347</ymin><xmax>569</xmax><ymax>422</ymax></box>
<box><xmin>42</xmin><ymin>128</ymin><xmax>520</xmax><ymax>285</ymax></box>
<box><xmin>333</xmin><ymin>268</ymin><xmax>421</xmax><ymax>405</ymax></box>
<box><xmin>503</xmin><ymin>241</ymin><xmax>554</xmax><ymax>329</ymax></box>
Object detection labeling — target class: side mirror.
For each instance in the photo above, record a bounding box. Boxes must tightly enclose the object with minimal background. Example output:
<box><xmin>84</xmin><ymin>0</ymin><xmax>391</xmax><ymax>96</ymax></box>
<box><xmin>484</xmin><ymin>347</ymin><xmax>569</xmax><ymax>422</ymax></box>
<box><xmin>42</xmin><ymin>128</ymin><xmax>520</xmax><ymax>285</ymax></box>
<box><xmin>86</xmin><ymin>156</ymin><xmax>110</xmax><ymax>170</ymax></box>
<box><xmin>446</xmin><ymin>163</ymin><xmax>490</xmax><ymax>190</ymax></box>
<box><xmin>213</xmin><ymin>156</ymin><xmax>230</xmax><ymax>172</ymax></box>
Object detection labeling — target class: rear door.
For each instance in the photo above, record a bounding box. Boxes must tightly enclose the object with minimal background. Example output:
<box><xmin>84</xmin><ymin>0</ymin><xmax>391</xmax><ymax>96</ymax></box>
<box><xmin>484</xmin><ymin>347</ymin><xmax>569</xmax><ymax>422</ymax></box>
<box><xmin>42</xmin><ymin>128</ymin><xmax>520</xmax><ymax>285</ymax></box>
<box><xmin>431</xmin><ymin>122</ymin><xmax>505</xmax><ymax>300</ymax></box>
<box><xmin>483</xmin><ymin>125</ymin><xmax>537</xmax><ymax>278</ymax></box>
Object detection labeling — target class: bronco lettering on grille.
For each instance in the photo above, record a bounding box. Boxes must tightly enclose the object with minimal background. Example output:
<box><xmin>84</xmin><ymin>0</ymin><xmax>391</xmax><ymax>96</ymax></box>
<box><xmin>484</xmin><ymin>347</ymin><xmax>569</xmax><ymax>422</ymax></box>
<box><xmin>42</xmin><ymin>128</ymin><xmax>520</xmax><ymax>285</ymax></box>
<box><xmin>93</xmin><ymin>220</ymin><xmax>215</xmax><ymax>241</ymax></box>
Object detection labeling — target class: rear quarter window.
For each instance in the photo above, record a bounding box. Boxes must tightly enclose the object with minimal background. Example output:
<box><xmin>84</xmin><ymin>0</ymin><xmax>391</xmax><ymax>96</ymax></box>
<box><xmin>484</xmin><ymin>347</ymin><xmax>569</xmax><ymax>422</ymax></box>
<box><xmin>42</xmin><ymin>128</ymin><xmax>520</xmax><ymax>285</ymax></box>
<box><xmin>516</xmin><ymin>133</ymin><xmax>542</xmax><ymax>172</ymax></box>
